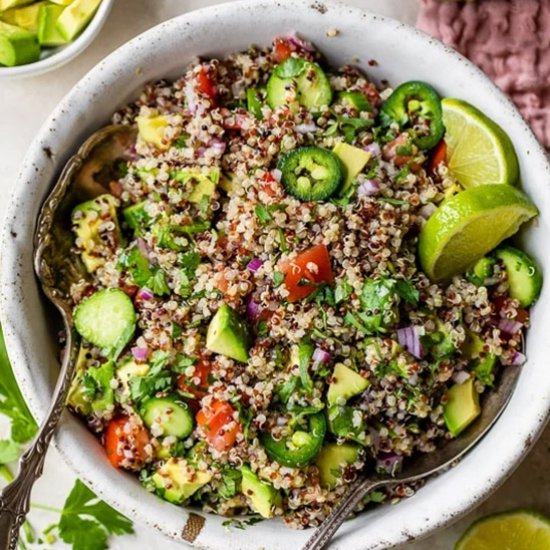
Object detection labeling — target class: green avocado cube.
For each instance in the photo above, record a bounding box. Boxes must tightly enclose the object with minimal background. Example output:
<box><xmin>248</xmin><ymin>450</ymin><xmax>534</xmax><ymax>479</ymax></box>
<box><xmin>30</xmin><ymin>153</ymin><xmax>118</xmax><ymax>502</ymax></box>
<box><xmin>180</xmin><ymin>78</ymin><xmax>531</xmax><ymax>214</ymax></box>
<box><xmin>0</xmin><ymin>0</ymin><xmax>33</xmax><ymax>11</ymax></box>
<box><xmin>443</xmin><ymin>378</ymin><xmax>481</xmax><ymax>437</ymax></box>
<box><xmin>241</xmin><ymin>466</ymin><xmax>281</xmax><ymax>518</ymax></box>
<box><xmin>152</xmin><ymin>458</ymin><xmax>211</xmax><ymax>504</ymax></box>
<box><xmin>327</xmin><ymin>363</ymin><xmax>369</xmax><ymax>406</ymax></box>
<box><xmin>56</xmin><ymin>0</ymin><xmax>101</xmax><ymax>41</ymax></box>
<box><xmin>1</xmin><ymin>2</ymin><xmax>45</xmax><ymax>33</ymax></box>
<box><xmin>315</xmin><ymin>442</ymin><xmax>361</xmax><ymax>489</ymax></box>
<box><xmin>333</xmin><ymin>142</ymin><xmax>371</xmax><ymax>197</ymax></box>
<box><xmin>0</xmin><ymin>20</ymin><xmax>39</xmax><ymax>67</ymax></box>
<box><xmin>38</xmin><ymin>3</ymin><xmax>68</xmax><ymax>46</ymax></box>
<box><xmin>206</xmin><ymin>303</ymin><xmax>251</xmax><ymax>363</ymax></box>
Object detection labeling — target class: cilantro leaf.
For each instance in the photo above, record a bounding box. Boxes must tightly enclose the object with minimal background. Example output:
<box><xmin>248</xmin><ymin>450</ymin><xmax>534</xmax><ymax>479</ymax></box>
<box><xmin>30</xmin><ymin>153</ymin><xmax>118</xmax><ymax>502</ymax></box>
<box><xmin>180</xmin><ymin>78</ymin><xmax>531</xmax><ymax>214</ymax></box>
<box><xmin>0</xmin><ymin>440</ymin><xmax>20</xmax><ymax>464</ymax></box>
<box><xmin>334</xmin><ymin>280</ymin><xmax>353</xmax><ymax>304</ymax></box>
<box><xmin>272</xmin><ymin>271</ymin><xmax>285</xmax><ymax>288</ymax></box>
<box><xmin>56</xmin><ymin>480</ymin><xmax>133</xmax><ymax>550</ymax></box>
<box><xmin>255</xmin><ymin>204</ymin><xmax>272</xmax><ymax>225</ymax></box>
<box><xmin>394</xmin><ymin>280</ymin><xmax>420</xmax><ymax>306</ymax></box>
<box><xmin>274</xmin><ymin>57</ymin><xmax>306</xmax><ymax>78</ymax></box>
<box><xmin>0</xmin><ymin>324</ymin><xmax>37</xmax><ymax>447</ymax></box>
<box><xmin>130</xmin><ymin>351</ymin><xmax>172</xmax><ymax>402</ymax></box>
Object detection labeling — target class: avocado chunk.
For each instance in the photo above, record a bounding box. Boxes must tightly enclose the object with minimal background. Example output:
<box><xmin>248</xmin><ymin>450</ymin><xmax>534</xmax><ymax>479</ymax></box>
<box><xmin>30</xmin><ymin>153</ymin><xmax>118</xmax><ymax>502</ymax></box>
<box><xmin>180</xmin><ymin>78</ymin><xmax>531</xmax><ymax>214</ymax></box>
<box><xmin>0</xmin><ymin>21</ymin><xmax>39</xmax><ymax>67</ymax></box>
<box><xmin>495</xmin><ymin>246</ymin><xmax>543</xmax><ymax>307</ymax></box>
<box><xmin>71</xmin><ymin>194</ymin><xmax>123</xmax><ymax>273</ymax></box>
<box><xmin>241</xmin><ymin>465</ymin><xmax>282</xmax><ymax>518</ymax></box>
<box><xmin>173</xmin><ymin>167</ymin><xmax>220</xmax><ymax>204</ymax></box>
<box><xmin>463</xmin><ymin>330</ymin><xmax>497</xmax><ymax>387</ymax></box>
<box><xmin>333</xmin><ymin>142</ymin><xmax>371</xmax><ymax>197</ymax></box>
<box><xmin>315</xmin><ymin>442</ymin><xmax>361</xmax><ymax>489</ymax></box>
<box><xmin>152</xmin><ymin>458</ymin><xmax>212</xmax><ymax>504</ymax></box>
<box><xmin>1</xmin><ymin>2</ymin><xmax>45</xmax><ymax>32</ymax></box>
<box><xmin>0</xmin><ymin>0</ymin><xmax>32</xmax><ymax>10</ymax></box>
<box><xmin>443</xmin><ymin>378</ymin><xmax>481</xmax><ymax>437</ymax></box>
<box><xmin>67</xmin><ymin>344</ymin><xmax>115</xmax><ymax>417</ymax></box>
<box><xmin>327</xmin><ymin>405</ymin><xmax>368</xmax><ymax>445</ymax></box>
<box><xmin>219</xmin><ymin>172</ymin><xmax>240</xmax><ymax>194</ymax></box>
<box><xmin>49</xmin><ymin>0</ymin><xmax>73</xmax><ymax>5</ymax></box>
<box><xmin>137</xmin><ymin>115</ymin><xmax>170</xmax><ymax>150</ymax></box>
<box><xmin>37</xmin><ymin>3</ymin><xmax>67</xmax><ymax>46</ymax></box>
<box><xmin>206</xmin><ymin>303</ymin><xmax>251</xmax><ymax>363</ymax></box>
<box><xmin>56</xmin><ymin>0</ymin><xmax>101</xmax><ymax>41</ymax></box>
<box><xmin>327</xmin><ymin>363</ymin><xmax>369</xmax><ymax>406</ymax></box>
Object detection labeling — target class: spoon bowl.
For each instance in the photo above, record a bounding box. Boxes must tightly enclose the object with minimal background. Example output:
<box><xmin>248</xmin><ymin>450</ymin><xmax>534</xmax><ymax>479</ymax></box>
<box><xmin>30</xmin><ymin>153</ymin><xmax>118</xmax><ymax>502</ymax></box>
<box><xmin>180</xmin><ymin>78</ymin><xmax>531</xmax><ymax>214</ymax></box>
<box><xmin>0</xmin><ymin>125</ymin><xmax>136</xmax><ymax>550</ymax></box>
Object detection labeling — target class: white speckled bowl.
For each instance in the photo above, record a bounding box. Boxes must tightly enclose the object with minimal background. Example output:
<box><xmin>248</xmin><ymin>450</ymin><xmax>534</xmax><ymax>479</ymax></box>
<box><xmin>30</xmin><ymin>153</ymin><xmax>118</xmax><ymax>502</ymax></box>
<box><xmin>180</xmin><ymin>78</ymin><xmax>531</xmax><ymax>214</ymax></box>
<box><xmin>2</xmin><ymin>1</ymin><xmax>550</xmax><ymax>548</ymax></box>
<box><xmin>0</xmin><ymin>0</ymin><xmax>114</xmax><ymax>79</ymax></box>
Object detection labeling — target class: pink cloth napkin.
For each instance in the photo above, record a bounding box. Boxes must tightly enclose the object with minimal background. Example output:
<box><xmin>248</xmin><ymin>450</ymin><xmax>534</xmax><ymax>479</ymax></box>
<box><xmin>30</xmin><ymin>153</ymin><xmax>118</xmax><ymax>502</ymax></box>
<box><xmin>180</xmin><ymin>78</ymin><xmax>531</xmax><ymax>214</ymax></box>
<box><xmin>417</xmin><ymin>0</ymin><xmax>550</xmax><ymax>148</ymax></box>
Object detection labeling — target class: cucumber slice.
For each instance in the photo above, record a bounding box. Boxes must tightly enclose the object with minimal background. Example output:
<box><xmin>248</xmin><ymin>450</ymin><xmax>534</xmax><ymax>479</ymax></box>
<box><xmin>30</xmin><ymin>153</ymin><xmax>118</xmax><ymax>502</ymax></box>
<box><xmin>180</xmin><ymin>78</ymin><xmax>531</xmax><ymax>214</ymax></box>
<box><xmin>267</xmin><ymin>57</ymin><xmax>332</xmax><ymax>111</ymax></box>
<box><xmin>495</xmin><ymin>246</ymin><xmax>542</xmax><ymax>307</ymax></box>
<box><xmin>0</xmin><ymin>20</ymin><xmax>40</xmax><ymax>67</ymax></box>
<box><xmin>141</xmin><ymin>396</ymin><xmax>194</xmax><ymax>438</ymax></box>
<box><xmin>74</xmin><ymin>288</ymin><xmax>137</xmax><ymax>359</ymax></box>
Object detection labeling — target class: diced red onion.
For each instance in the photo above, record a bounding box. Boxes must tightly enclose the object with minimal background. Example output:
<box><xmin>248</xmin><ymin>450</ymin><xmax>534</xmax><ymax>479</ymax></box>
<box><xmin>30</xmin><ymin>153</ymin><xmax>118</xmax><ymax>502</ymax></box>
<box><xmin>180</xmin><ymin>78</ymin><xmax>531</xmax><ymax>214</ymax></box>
<box><xmin>136</xmin><ymin>287</ymin><xmax>154</xmax><ymax>301</ymax></box>
<box><xmin>313</xmin><ymin>347</ymin><xmax>331</xmax><ymax>365</ymax></box>
<box><xmin>364</xmin><ymin>142</ymin><xmax>381</xmax><ymax>157</ymax></box>
<box><xmin>295</xmin><ymin>123</ymin><xmax>317</xmax><ymax>134</ymax></box>
<box><xmin>247</xmin><ymin>258</ymin><xmax>264</xmax><ymax>272</ymax></box>
<box><xmin>510</xmin><ymin>351</ymin><xmax>526</xmax><ymax>366</ymax></box>
<box><xmin>196</xmin><ymin>146</ymin><xmax>206</xmax><ymax>158</ymax></box>
<box><xmin>271</xmin><ymin>169</ymin><xmax>282</xmax><ymax>183</ymax></box>
<box><xmin>376</xmin><ymin>452</ymin><xmax>403</xmax><ymax>476</ymax></box>
<box><xmin>357</xmin><ymin>180</ymin><xmax>380</xmax><ymax>197</ymax></box>
<box><xmin>498</xmin><ymin>318</ymin><xmax>523</xmax><ymax>335</ymax></box>
<box><xmin>246</xmin><ymin>296</ymin><xmax>261</xmax><ymax>319</ymax></box>
<box><xmin>285</xmin><ymin>32</ymin><xmax>315</xmax><ymax>52</ymax></box>
<box><xmin>131</xmin><ymin>346</ymin><xmax>149</xmax><ymax>361</ymax></box>
<box><xmin>210</xmin><ymin>138</ymin><xmax>227</xmax><ymax>156</ymax></box>
<box><xmin>396</xmin><ymin>326</ymin><xmax>424</xmax><ymax>359</ymax></box>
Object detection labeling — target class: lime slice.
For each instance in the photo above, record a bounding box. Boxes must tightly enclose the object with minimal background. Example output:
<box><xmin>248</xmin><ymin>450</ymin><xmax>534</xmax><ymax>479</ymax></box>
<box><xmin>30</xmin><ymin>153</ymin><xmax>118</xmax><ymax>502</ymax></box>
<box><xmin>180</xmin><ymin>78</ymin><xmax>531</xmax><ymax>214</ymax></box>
<box><xmin>456</xmin><ymin>510</ymin><xmax>550</xmax><ymax>550</ymax></box>
<box><xmin>419</xmin><ymin>184</ymin><xmax>538</xmax><ymax>282</ymax></box>
<box><xmin>442</xmin><ymin>98</ymin><xmax>519</xmax><ymax>188</ymax></box>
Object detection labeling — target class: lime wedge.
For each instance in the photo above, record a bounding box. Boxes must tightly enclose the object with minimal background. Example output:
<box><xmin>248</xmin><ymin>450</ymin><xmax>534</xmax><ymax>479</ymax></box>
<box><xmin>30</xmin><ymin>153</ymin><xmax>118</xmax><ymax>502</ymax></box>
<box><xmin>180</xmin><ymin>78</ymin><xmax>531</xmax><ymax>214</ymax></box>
<box><xmin>419</xmin><ymin>184</ymin><xmax>538</xmax><ymax>282</ymax></box>
<box><xmin>442</xmin><ymin>98</ymin><xmax>519</xmax><ymax>188</ymax></box>
<box><xmin>456</xmin><ymin>510</ymin><xmax>550</xmax><ymax>550</ymax></box>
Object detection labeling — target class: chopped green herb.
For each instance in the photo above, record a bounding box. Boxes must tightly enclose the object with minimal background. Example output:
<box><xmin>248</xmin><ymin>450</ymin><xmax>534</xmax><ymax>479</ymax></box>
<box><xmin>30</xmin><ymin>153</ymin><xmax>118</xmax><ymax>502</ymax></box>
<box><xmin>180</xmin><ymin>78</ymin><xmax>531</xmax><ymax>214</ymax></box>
<box><xmin>273</xmin><ymin>271</ymin><xmax>285</xmax><ymax>288</ymax></box>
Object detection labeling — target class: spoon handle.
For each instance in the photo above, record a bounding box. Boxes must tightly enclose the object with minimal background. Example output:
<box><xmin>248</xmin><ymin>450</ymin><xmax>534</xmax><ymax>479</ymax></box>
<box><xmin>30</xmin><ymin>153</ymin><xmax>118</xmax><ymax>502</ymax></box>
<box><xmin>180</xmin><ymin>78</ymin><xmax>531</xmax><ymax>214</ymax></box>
<box><xmin>0</xmin><ymin>329</ymin><xmax>78</xmax><ymax>550</ymax></box>
<box><xmin>302</xmin><ymin>476</ymin><xmax>394</xmax><ymax>550</ymax></box>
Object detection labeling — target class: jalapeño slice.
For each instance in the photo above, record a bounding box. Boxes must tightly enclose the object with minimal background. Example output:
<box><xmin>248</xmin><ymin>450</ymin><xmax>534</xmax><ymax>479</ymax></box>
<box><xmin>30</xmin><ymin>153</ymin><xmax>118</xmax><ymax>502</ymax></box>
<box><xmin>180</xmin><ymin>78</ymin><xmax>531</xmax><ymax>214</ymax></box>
<box><xmin>278</xmin><ymin>146</ymin><xmax>343</xmax><ymax>201</ymax></box>
<box><xmin>381</xmin><ymin>80</ymin><xmax>445</xmax><ymax>151</ymax></box>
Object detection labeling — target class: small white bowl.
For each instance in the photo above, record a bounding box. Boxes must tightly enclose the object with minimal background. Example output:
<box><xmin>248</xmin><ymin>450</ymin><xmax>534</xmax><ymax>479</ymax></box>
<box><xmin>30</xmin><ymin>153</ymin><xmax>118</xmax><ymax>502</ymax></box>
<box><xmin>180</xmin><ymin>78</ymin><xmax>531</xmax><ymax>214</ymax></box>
<box><xmin>2</xmin><ymin>1</ymin><xmax>550</xmax><ymax>549</ymax></box>
<box><xmin>0</xmin><ymin>0</ymin><xmax>113</xmax><ymax>79</ymax></box>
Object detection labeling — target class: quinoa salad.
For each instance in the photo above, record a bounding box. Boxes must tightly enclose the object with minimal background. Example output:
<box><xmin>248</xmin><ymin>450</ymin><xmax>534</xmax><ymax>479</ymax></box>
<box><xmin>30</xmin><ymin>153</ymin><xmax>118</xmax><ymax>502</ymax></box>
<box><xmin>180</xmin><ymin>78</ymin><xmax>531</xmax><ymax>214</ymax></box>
<box><xmin>66</xmin><ymin>35</ymin><xmax>542</xmax><ymax>528</ymax></box>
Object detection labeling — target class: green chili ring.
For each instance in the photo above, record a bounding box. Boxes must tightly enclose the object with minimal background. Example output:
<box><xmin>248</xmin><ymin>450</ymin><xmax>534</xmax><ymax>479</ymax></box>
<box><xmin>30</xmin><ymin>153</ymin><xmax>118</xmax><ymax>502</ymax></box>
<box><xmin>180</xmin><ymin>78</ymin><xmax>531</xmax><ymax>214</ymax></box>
<box><xmin>380</xmin><ymin>80</ymin><xmax>445</xmax><ymax>151</ymax></box>
<box><xmin>260</xmin><ymin>412</ymin><xmax>327</xmax><ymax>467</ymax></box>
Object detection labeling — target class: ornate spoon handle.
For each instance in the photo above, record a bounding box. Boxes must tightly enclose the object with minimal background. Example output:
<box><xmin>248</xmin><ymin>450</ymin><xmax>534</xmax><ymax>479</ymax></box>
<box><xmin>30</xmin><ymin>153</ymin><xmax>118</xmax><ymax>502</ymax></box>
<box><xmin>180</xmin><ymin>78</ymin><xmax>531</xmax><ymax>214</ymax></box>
<box><xmin>302</xmin><ymin>476</ymin><xmax>396</xmax><ymax>550</ymax></box>
<box><xmin>0</xmin><ymin>327</ymin><xmax>77</xmax><ymax>550</ymax></box>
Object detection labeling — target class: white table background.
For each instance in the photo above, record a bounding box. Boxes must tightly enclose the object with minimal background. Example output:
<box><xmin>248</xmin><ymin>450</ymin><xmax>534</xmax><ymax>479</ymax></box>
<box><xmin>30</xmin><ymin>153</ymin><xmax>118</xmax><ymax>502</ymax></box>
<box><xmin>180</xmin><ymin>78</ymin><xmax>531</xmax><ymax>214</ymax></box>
<box><xmin>2</xmin><ymin>1</ymin><xmax>550</xmax><ymax>549</ymax></box>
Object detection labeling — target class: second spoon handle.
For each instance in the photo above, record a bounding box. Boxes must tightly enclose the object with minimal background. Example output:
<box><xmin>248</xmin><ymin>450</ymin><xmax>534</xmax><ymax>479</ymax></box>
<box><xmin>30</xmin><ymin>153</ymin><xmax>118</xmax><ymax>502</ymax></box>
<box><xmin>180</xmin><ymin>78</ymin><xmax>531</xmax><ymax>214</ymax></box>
<box><xmin>302</xmin><ymin>476</ymin><xmax>395</xmax><ymax>550</ymax></box>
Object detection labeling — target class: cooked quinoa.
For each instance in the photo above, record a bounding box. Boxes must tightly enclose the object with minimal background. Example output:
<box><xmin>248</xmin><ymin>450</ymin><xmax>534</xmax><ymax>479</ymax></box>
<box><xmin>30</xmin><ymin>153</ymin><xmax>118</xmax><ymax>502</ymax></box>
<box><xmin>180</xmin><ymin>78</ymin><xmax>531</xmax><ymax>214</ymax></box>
<box><xmin>66</xmin><ymin>35</ymin><xmax>532</xmax><ymax>529</ymax></box>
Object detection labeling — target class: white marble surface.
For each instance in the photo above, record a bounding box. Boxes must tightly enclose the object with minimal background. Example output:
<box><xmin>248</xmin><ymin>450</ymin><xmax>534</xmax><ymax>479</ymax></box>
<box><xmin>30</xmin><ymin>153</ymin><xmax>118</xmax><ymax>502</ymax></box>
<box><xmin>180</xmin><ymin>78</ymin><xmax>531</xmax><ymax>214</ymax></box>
<box><xmin>1</xmin><ymin>1</ymin><xmax>550</xmax><ymax>549</ymax></box>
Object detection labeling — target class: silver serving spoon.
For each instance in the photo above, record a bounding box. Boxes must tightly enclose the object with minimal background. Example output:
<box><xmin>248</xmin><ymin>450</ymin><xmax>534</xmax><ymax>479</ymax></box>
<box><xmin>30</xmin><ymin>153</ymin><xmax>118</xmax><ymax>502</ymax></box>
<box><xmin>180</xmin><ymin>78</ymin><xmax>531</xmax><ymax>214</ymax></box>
<box><xmin>0</xmin><ymin>125</ymin><xmax>137</xmax><ymax>550</ymax></box>
<box><xmin>303</xmin><ymin>363</ymin><xmax>521</xmax><ymax>550</ymax></box>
